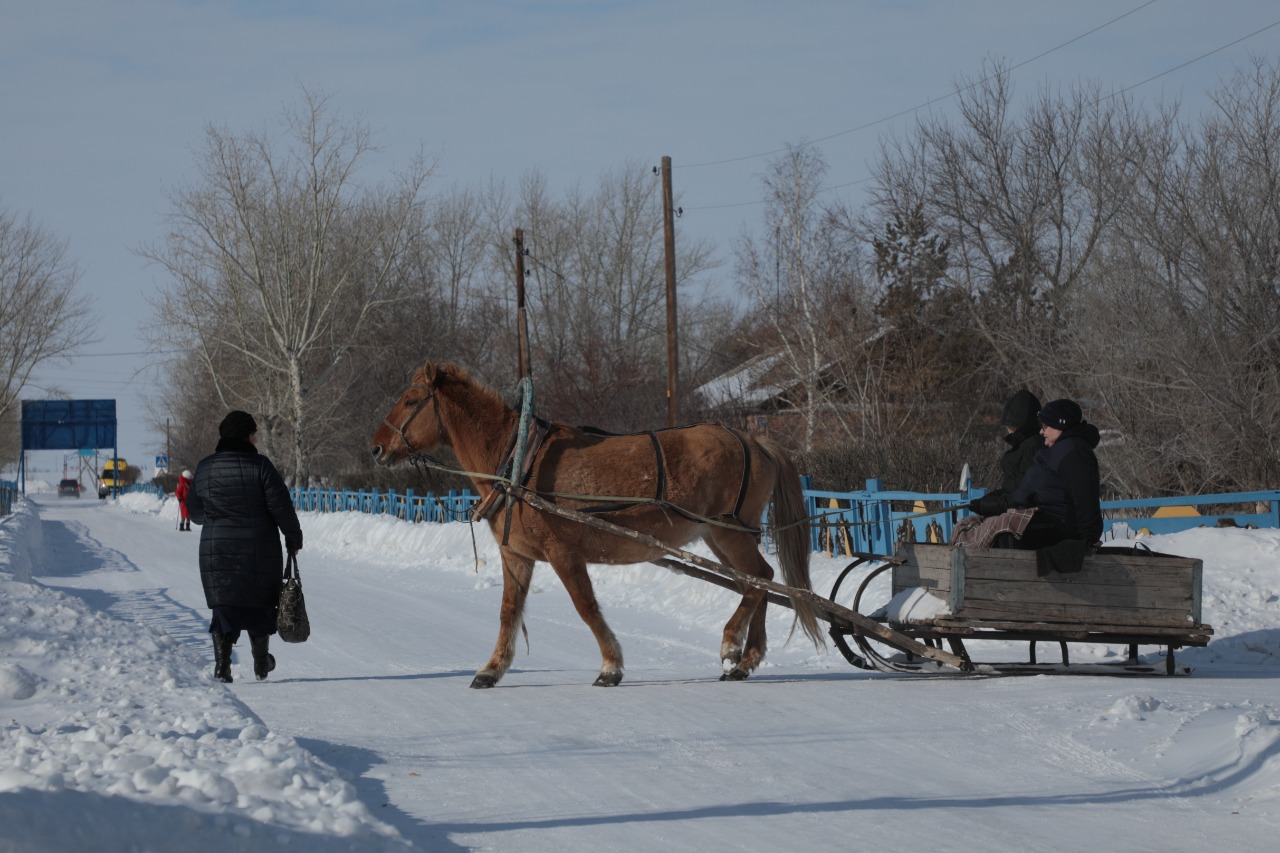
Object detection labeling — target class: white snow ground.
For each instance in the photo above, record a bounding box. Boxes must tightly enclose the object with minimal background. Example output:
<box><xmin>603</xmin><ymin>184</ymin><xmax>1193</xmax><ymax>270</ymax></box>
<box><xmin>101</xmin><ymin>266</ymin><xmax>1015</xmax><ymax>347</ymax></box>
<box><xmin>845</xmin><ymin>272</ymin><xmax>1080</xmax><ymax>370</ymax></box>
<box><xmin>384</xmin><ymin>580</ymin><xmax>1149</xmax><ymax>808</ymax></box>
<box><xmin>2</xmin><ymin>485</ymin><xmax>1279</xmax><ymax>852</ymax></box>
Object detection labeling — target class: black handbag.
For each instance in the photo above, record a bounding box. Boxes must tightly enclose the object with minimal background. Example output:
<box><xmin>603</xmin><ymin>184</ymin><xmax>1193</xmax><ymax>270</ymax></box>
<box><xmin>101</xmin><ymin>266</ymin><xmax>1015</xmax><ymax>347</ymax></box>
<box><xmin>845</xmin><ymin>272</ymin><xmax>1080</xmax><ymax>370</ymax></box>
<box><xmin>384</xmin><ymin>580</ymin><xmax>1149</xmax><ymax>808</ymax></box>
<box><xmin>277</xmin><ymin>553</ymin><xmax>311</xmax><ymax>643</ymax></box>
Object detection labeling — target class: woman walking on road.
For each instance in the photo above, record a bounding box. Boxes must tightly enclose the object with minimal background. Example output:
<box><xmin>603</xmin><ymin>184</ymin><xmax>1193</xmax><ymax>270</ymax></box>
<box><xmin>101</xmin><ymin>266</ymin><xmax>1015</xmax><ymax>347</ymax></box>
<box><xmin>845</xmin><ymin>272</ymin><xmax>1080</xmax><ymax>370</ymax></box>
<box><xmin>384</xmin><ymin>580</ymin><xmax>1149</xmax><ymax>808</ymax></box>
<box><xmin>186</xmin><ymin>411</ymin><xmax>303</xmax><ymax>683</ymax></box>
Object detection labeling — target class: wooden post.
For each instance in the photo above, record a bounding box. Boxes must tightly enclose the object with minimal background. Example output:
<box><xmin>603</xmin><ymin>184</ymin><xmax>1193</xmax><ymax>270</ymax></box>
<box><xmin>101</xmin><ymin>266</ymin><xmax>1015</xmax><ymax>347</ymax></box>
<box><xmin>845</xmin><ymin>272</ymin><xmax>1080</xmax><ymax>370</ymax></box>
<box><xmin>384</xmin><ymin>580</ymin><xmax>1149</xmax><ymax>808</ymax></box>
<box><xmin>661</xmin><ymin>156</ymin><xmax>679</xmax><ymax>427</ymax></box>
<box><xmin>514</xmin><ymin>228</ymin><xmax>531</xmax><ymax>380</ymax></box>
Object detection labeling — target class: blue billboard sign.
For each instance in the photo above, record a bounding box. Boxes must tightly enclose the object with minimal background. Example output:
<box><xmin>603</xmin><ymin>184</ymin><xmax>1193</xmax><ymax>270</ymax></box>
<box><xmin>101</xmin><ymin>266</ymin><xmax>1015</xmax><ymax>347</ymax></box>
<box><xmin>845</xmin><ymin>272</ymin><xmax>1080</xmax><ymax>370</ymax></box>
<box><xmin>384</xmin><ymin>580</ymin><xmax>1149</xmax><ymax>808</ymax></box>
<box><xmin>21</xmin><ymin>399</ymin><xmax>118</xmax><ymax>451</ymax></box>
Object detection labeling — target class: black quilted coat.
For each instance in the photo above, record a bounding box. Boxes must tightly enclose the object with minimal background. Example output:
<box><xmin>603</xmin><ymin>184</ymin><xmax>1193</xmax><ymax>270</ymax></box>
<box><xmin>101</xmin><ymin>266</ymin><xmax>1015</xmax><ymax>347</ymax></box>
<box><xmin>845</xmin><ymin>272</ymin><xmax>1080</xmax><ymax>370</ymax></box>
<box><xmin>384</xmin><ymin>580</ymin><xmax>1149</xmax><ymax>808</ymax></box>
<box><xmin>187</xmin><ymin>439</ymin><xmax>303</xmax><ymax>610</ymax></box>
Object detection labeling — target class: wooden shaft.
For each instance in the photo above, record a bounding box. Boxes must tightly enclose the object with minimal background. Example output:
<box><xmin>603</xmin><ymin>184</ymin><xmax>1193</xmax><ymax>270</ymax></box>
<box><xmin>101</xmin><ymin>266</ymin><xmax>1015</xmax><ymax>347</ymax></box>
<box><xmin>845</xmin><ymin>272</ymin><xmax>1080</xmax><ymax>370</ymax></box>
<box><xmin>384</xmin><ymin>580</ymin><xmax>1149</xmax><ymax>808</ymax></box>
<box><xmin>517</xmin><ymin>489</ymin><xmax>968</xmax><ymax>669</ymax></box>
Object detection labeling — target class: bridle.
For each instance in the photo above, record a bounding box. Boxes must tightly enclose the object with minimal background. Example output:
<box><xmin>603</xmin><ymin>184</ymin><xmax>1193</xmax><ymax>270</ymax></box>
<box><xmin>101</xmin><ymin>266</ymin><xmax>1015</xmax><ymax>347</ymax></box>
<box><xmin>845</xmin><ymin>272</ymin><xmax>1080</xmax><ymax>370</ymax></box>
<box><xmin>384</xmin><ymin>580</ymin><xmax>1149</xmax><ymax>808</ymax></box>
<box><xmin>382</xmin><ymin>380</ymin><xmax>442</xmax><ymax>459</ymax></box>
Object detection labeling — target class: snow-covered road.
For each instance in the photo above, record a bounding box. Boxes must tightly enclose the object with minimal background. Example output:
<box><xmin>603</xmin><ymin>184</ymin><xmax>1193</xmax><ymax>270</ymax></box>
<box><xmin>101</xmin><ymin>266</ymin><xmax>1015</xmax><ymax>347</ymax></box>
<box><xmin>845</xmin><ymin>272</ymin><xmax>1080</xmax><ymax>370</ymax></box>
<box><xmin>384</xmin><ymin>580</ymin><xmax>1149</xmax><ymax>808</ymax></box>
<box><xmin>4</xmin><ymin>490</ymin><xmax>1280</xmax><ymax>851</ymax></box>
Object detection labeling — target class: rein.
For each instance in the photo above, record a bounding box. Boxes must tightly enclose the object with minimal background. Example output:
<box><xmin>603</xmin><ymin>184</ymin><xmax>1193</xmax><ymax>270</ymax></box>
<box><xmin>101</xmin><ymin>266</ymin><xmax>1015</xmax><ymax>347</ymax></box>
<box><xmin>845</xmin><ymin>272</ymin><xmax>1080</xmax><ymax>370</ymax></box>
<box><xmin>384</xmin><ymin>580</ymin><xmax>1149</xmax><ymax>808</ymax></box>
<box><xmin>390</xmin><ymin>373</ymin><xmax>963</xmax><ymax>540</ymax></box>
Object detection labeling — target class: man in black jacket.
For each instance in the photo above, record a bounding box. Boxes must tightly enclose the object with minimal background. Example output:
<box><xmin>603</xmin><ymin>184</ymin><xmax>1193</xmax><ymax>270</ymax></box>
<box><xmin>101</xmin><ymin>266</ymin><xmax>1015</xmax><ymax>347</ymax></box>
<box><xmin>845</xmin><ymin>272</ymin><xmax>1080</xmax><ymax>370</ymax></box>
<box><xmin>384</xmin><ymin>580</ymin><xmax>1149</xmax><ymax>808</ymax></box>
<box><xmin>968</xmin><ymin>398</ymin><xmax>1102</xmax><ymax>551</ymax></box>
<box><xmin>187</xmin><ymin>411</ymin><xmax>303</xmax><ymax>683</ymax></box>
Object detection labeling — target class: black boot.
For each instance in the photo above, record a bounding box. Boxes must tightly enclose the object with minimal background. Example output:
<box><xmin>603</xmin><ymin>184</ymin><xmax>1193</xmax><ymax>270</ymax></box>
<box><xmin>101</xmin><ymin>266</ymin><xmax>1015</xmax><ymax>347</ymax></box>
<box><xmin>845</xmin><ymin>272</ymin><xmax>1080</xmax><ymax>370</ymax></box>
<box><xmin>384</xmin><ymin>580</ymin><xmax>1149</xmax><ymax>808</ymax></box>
<box><xmin>250</xmin><ymin>635</ymin><xmax>276</xmax><ymax>681</ymax></box>
<box><xmin>212</xmin><ymin>632</ymin><xmax>234</xmax><ymax>683</ymax></box>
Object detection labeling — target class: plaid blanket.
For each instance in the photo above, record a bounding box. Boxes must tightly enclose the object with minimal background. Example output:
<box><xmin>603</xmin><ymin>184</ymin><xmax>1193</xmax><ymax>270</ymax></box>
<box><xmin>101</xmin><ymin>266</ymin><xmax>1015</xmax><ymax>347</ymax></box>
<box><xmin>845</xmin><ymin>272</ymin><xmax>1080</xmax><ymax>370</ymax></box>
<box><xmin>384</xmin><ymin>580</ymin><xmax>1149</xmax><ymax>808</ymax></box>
<box><xmin>949</xmin><ymin>507</ymin><xmax>1037</xmax><ymax>548</ymax></box>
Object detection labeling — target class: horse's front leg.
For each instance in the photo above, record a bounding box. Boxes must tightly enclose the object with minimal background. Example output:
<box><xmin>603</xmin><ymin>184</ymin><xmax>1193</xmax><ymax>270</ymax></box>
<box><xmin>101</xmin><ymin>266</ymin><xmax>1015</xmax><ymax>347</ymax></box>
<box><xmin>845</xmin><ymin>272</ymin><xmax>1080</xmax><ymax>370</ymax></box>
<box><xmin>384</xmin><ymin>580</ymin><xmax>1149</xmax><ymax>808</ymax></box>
<box><xmin>548</xmin><ymin>553</ymin><xmax>624</xmax><ymax>686</ymax></box>
<box><xmin>471</xmin><ymin>550</ymin><xmax>535</xmax><ymax>688</ymax></box>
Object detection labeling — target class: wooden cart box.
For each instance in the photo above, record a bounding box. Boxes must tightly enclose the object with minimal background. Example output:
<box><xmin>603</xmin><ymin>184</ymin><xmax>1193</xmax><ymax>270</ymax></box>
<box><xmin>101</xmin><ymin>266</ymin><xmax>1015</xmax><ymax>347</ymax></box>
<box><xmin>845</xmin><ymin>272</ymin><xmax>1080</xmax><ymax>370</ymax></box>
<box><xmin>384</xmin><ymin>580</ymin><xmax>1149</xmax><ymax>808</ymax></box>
<box><xmin>896</xmin><ymin>542</ymin><xmax>1206</xmax><ymax>629</ymax></box>
<box><xmin>882</xmin><ymin>542</ymin><xmax>1214</xmax><ymax>673</ymax></box>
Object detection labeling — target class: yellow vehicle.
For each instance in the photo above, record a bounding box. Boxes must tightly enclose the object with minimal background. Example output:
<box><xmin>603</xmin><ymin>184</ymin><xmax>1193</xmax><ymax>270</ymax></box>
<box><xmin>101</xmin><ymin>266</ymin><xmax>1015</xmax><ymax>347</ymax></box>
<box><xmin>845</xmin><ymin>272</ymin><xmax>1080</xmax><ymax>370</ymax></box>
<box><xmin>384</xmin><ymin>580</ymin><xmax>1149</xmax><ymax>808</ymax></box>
<box><xmin>98</xmin><ymin>458</ymin><xmax>129</xmax><ymax>499</ymax></box>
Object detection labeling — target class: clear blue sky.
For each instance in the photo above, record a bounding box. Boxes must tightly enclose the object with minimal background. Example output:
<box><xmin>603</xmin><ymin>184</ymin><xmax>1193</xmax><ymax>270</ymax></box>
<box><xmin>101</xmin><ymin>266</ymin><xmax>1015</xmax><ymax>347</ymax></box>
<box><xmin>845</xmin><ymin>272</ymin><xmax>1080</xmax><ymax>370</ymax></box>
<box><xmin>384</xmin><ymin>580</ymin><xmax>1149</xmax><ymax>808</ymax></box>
<box><xmin>3</xmin><ymin>0</ymin><xmax>1277</xmax><ymax>476</ymax></box>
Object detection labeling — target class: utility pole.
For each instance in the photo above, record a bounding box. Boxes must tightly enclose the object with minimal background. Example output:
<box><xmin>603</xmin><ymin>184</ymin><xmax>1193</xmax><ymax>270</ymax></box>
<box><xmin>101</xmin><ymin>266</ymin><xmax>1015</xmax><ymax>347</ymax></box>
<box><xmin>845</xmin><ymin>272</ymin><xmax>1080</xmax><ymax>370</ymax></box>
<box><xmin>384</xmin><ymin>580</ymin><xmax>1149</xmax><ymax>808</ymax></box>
<box><xmin>661</xmin><ymin>156</ymin><xmax>679</xmax><ymax>427</ymax></box>
<box><xmin>514</xmin><ymin>228</ymin><xmax>532</xmax><ymax>380</ymax></box>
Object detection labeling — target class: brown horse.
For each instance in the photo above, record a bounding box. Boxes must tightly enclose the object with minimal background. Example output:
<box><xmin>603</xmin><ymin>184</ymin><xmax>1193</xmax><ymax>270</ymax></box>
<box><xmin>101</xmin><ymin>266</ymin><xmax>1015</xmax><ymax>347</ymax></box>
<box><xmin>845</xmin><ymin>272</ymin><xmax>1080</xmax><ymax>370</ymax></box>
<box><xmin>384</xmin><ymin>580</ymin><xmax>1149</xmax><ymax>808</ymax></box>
<box><xmin>370</xmin><ymin>361</ymin><xmax>823</xmax><ymax>688</ymax></box>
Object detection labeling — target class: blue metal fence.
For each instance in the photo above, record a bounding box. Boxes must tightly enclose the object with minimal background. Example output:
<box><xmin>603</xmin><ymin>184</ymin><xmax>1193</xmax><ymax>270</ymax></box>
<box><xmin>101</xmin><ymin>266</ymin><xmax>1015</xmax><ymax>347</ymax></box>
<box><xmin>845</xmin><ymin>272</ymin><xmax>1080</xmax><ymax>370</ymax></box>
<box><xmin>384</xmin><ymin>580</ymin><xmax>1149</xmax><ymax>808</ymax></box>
<box><xmin>289</xmin><ymin>486</ymin><xmax>478</xmax><ymax>523</ymax></box>
<box><xmin>121</xmin><ymin>483</ymin><xmax>164</xmax><ymax>498</ymax></box>
<box><xmin>0</xmin><ymin>479</ymin><xmax>16</xmax><ymax>516</ymax></box>
<box><xmin>119</xmin><ymin>479</ymin><xmax>1276</xmax><ymax>558</ymax></box>
<box><xmin>803</xmin><ymin>478</ymin><xmax>1280</xmax><ymax>557</ymax></box>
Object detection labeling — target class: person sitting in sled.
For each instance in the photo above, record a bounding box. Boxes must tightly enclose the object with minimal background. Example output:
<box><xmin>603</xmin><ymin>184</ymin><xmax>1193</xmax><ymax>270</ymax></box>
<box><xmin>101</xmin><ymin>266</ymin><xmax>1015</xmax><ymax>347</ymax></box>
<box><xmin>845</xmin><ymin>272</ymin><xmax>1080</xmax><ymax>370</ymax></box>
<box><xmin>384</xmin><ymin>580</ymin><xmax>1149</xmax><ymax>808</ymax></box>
<box><xmin>956</xmin><ymin>398</ymin><xmax>1102</xmax><ymax>557</ymax></box>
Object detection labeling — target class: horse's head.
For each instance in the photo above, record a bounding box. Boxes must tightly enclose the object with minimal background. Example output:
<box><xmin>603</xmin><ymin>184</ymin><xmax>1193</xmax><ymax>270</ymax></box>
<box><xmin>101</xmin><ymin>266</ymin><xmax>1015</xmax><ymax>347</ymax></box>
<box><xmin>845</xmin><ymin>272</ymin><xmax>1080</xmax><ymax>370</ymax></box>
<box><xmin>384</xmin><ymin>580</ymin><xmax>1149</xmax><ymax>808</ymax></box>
<box><xmin>370</xmin><ymin>361</ymin><xmax>447</xmax><ymax>467</ymax></box>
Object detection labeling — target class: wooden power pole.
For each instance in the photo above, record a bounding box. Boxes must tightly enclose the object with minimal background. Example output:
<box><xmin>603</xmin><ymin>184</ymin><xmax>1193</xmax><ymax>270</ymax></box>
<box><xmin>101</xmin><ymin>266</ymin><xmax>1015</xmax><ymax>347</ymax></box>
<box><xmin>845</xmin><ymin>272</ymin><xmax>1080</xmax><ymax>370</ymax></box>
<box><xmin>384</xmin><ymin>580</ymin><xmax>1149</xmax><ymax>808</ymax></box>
<box><xmin>514</xmin><ymin>228</ymin><xmax>531</xmax><ymax>380</ymax></box>
<box><xmin>661</xmin><ymin>156</ymin><xmax>679</xmax><ymax>427</ymax></box>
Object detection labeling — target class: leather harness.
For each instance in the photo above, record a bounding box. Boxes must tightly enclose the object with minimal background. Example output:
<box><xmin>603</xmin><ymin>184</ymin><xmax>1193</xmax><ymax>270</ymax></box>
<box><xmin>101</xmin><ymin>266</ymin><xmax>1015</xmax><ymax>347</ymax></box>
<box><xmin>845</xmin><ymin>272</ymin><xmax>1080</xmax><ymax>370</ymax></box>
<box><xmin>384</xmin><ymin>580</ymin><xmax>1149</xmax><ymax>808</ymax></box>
<box><xmin>473</xmin><ymin>419</ymin><xmax>757</xmax><ymax>533</ymax></box>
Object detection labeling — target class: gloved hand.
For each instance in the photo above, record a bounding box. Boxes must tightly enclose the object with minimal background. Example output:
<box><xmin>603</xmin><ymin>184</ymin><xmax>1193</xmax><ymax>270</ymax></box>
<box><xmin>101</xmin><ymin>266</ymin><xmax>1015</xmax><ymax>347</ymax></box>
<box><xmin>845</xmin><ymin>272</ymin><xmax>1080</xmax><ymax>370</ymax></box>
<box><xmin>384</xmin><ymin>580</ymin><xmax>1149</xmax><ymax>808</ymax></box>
<box><xmin>966</xmin><ymin>492</ymin><xmax>1008</xmax><ymax>517</ymax></box>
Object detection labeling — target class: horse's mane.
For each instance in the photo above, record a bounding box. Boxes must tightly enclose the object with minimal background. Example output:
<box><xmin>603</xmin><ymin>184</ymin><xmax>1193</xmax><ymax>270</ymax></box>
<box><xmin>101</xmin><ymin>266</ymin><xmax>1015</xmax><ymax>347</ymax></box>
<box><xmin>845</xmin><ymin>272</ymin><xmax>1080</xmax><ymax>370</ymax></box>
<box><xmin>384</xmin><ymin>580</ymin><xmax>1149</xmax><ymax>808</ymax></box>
<box><xmin>421</xmin><ymin>360</ymin><xmax>512</xmax><ymax>415</ymax></box>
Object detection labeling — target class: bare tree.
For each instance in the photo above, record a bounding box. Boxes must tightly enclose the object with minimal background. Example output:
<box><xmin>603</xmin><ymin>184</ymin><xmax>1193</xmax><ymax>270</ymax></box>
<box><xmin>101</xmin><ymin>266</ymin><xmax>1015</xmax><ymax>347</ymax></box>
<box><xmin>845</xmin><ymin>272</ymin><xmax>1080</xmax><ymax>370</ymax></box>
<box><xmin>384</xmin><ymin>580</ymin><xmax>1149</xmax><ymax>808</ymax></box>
<box><xmin>142</xmin><ymin>88</ymin><xmax>433</xmax><ymax>479</ymax></box>
<box><xmin>0</xmin><ymin>205</ymin><xmax>97</xmax><ymax>463</ymax></box>
<box><xmin>514</xmin><ymin>163</ymin><xmax>719</xmax><ymax>430</ymax></box>
<box><xmin>1082</xmin><ymin>58</ymin><xmax>1280</xmax><ymax>494</ymax></box>
<box><xmin>734</xmin><ymin>144</ymin><xmax>867</xmax><ymax>452</ymax></box>
<box><xmin>869</xmin><ymin>61</ymin><xmax>1145</xmax><ymax>386</ymax></box>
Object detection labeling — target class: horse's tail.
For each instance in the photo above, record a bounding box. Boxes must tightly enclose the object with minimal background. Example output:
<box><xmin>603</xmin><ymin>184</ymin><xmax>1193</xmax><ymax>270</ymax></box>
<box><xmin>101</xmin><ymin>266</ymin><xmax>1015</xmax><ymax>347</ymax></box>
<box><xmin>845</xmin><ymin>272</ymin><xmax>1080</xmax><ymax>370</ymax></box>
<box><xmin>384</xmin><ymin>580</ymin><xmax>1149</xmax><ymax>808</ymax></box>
<box><xmin>758</xmin><ymin>437</ymin><xmax>825</xmax><ymax>650</ymax></box>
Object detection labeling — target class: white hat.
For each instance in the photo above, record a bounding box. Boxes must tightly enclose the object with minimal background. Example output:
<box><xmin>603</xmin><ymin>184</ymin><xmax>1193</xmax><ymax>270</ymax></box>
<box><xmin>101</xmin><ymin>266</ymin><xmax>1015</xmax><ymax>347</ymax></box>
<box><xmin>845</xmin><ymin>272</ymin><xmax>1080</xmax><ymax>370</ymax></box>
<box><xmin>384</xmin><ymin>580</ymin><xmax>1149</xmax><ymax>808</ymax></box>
<box><xmin>182</xmin><ymin>470</ymin><xmax>193</xmax><ymax>478</ymax></box>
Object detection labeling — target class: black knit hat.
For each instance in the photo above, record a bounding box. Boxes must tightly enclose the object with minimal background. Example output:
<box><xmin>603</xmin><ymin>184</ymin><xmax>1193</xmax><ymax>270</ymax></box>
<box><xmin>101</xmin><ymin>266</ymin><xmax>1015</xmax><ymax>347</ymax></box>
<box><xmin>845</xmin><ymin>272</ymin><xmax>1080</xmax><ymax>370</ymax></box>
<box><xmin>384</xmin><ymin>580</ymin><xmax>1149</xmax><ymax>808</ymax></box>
<box><xmin>1038</xmin><ymin>399</ymin><xmax>1082</xmax><ymax>430</ymax></box>
<box><xmin>218</xmin><ymin>410</ymin><xmax>258</xmax><ymax>440</ymax></box>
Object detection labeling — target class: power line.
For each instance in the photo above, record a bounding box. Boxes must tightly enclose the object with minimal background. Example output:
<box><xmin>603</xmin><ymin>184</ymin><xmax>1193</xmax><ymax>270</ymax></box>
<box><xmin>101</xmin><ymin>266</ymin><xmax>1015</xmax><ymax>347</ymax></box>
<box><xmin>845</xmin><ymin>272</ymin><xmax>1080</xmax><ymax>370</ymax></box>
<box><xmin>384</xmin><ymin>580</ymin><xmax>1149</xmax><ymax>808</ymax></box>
<box><xmin>518</xmin><ymin>249</ymin><xmax>741</xmax><ymax>374</ymax></box>
<box><xmin>49</xmin><ymin>348</ymin><xmax>184</xmax><ymax>358</ymax></box>
<box><xmin>683</xmin><ymin>11</ymin><xmax>1280</xmax><ymax>214</ymax></box>
<box><xmin>680</xmin><ymin>0</ymin><xmax>1161</xmax><ymax>170</ymax></box>
<box><xmin>1107</xmin><ymin>17</ymin><xmax>1280</xmax><ymax>100</ymax></box>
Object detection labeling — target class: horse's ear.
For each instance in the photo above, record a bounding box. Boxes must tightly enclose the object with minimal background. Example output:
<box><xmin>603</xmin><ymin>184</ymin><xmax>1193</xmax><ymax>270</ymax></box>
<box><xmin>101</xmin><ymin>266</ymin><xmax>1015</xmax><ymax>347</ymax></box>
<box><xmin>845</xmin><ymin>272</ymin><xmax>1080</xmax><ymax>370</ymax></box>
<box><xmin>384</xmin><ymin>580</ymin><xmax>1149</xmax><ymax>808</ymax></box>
<box><xmin>421</xmin><ymin>360</ymin><xmax>438</xmax><ymax>386</ymax></box>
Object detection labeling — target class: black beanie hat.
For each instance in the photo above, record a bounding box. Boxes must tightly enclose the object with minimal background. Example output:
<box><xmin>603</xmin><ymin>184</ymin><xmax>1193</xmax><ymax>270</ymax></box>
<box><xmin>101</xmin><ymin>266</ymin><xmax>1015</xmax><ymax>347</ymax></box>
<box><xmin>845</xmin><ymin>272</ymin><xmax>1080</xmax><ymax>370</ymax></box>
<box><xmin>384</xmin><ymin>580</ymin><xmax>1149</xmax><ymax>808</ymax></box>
<box><xmin>1038</xmin><ymin>399</ymin><xmax>1082</xmax><ymax>430</ymax></box>
<box><xmin>218</xmin><ymin>410</ymin><xmax>258</xmax><ymax>440</ymax></box>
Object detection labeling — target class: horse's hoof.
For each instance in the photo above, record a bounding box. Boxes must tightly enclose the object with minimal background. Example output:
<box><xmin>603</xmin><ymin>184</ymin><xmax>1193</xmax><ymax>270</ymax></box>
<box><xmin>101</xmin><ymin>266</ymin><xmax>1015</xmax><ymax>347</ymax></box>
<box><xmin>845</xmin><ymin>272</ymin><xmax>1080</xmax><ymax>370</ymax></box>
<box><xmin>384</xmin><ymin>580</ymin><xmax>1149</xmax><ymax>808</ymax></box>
<box><xmin>593</xmin><ymin>671</ymin><xmax>622</xmax><ymax>687</ymax></box>
<box><xmin>719</xmin><ymin>667</ymin><xmax>750</xmax><ymax>681</ymax></box>
<box><xmin>470</xmin><ymin>673</ymin><xmax>498</xmax><ymax>689</ymax></box>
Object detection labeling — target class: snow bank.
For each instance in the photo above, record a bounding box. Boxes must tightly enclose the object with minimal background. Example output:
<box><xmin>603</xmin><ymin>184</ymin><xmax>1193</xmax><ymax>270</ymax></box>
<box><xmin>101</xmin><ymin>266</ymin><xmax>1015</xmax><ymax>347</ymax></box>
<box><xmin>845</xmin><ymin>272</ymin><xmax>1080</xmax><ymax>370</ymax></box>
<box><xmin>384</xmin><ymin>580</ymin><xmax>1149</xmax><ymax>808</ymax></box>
<box><xmin>0</xmin><ymin>497</ymin><xmax>406</xmax><ymax>852</ymax></box>
<box><xmin>1138</xmin><ymin>527</ymin><xmax>1280</xmax><ymax>667</ymax></box>
<box><xmin>0</xmin><ymin>499</ymin><xmax>42</xmax><ymax>583</ymax></box>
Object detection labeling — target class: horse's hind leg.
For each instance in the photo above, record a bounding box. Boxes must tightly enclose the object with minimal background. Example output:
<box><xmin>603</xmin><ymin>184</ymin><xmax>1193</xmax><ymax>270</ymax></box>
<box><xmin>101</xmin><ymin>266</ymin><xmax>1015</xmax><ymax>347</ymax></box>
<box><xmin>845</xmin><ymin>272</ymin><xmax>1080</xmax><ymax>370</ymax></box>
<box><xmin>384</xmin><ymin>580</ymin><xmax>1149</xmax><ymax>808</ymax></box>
<box><xmin>549</xmin><ymin>554</ymin><xmax>623</xmax><ymax>686</ymax></box>
<box><xmin>707</xmin><ymin>532</ymin><xmax>773</xmax><ymax>681</ymax></box>
<box><xmin>472</xmin><ymin>551</ymin><xmax>535</xmax><ymax>689</ymax></box>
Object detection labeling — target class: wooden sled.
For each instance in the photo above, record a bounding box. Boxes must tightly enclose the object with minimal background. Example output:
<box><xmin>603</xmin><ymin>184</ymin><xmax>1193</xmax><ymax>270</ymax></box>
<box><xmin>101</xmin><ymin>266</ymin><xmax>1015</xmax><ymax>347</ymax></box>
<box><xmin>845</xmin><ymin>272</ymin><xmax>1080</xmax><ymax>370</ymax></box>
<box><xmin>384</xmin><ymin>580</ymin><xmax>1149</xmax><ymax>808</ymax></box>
<box><xmin>829</xmin><ymin>542</ymin><xmax>1214</xmax><ymax>676</ymax></box>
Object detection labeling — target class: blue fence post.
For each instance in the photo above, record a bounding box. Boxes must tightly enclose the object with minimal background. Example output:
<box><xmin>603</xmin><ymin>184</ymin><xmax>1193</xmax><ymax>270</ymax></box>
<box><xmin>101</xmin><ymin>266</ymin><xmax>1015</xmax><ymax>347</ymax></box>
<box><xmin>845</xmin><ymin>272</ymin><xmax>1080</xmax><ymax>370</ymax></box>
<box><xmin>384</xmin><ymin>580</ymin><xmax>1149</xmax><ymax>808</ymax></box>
<box><xmin>799</xmin><ymin>475</ymin><xmax>816</xmax><ymax>553</ymax></box>
<box><xmin>862</xmin><ymin>479</ymin><xmax>885</xmax><ymax>553</ymax></box>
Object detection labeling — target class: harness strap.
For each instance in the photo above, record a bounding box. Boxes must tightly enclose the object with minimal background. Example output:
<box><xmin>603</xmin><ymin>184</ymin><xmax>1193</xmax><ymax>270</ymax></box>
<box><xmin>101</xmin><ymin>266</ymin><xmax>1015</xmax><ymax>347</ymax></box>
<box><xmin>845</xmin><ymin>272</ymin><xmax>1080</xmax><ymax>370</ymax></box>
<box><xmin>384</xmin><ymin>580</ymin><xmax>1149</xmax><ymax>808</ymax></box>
<box><xmin>575</xmin><ymin>426</ymin><xmax>758</xmax><ymax>536</ymax></box>
<box><xmin>473</xmin><ymin>416</ymin><xmax>552</xmax><ymax>523</ymax></box>
<box><xmin>717</xmin><ymin>426</ymin><xmax>753</xmax><ymax>527</ymax></box>
<box><xmin>578</xmin><ymin>431</ymin><xmax>668</xmax><ymax>515</ymax></box>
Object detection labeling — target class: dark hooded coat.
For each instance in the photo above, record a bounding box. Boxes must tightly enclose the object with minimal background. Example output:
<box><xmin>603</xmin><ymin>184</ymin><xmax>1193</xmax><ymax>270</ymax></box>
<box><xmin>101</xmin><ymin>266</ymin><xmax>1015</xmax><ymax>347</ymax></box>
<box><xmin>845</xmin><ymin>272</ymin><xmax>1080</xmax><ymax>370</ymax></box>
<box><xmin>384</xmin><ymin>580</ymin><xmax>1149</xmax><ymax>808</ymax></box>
<box><xmin>998</xmin><ymin>389</ymin><xmax>1046</xmax><ymax>492</ymax></box>
<box><xmin>970</xmin><ymin>390</ymin><xmax>1046</xmax><ymax>517</ymax></box>
<box><xmin>1007</xmin><ymin>422</ymin><xmax>1103</xmax><ymax>544</ymax></box>
<box><xmin>187</xmin><ymin>438</ymin><xmax>303</xmax><ymax>610</ymax></box>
